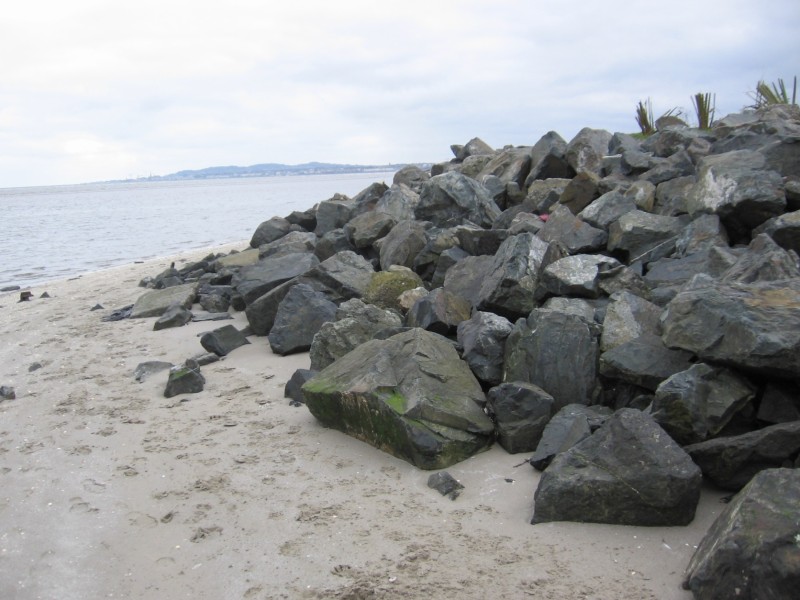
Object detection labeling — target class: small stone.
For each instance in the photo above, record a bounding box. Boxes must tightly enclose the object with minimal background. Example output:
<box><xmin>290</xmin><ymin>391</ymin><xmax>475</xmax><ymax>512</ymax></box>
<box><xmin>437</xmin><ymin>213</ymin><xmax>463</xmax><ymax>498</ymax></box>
<box><xmin>0</xmin><ymin>386</ymin><xmax>16</xmax><ymax>400</ymax></box>
<box><xmin>19</xmin><ymin>291</ymin><xmax>33</xmax><ymax>302</ymax></box>
<box><xmin>28</xmin><ymin>362</ymin><xmax>43</xmax><ymax>372</ymax></box>
<box><xmin>90</xmin><ymin>303</ymin><xmax>104</xmax><ymax>311</ymax></box>
<box><xmin>40</xmin><ymin>292</ymin><xmax>50</xmax><ymax>298</ymax></box>
<box><xmin>427</xmin><ymin>472</ymin><xmax>465</xmax><ymax>500</ymax></box>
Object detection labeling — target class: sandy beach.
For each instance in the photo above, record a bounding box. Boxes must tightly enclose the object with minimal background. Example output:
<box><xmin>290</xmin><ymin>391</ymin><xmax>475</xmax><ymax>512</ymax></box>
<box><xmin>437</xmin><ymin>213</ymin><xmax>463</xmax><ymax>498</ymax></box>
<box><xmin>0</xmin><ymin>243</ymin><xmax>728</xmax><ymax>600</ymax></box>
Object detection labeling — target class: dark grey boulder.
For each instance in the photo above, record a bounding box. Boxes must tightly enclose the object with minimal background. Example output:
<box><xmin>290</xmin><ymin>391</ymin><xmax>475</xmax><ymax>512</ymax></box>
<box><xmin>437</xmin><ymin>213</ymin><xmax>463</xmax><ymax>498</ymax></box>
<box><xmin>625</xmin><ymin>180</ymin><xmax>657</xmax><ymax>212</ymax></box>
<box><xmin>258</xmin><ymin>231</ymin><xmax>317</xmax><ymax>259</ymax></box>
<box><xmin>685</xmin><ymin>421</ymin><xmax>800</xmax><ymax>491</ymax></box>
<box><xmin>363</xmin><ymin>268</ymin><xmax>424</xmax><ymax>312</ymax></box>
<box><xmin>477</xmin><ymin>232</ymin><xmax>560</xmax><ymax>318</ymax></box>
<box><xmin>453</xmin><ymin>136</ymin><xmax>494</xmax><ymax>161</ymax></box>
<box><xmin>374</xmin><ymin>183</ymin><xmax>420</xmax><ymax>220</ymax></box>
<box><xmin>314</xmin><ymin>194</ymin><xmax>355</xmax><ymax>236</ymax></box>
<box><xmin>302</xmin><ymin>328</ymin><xmax>494</xmax><ymax>470</ymax></box>
<box><xmin>250</xmin><ymin>216</ymin><xmax>292</xmax><ymax>248</ymax></box>
<box><xmin>344</xmin><ymin>210</ymin><xmax>397</xmax><ymax>249</ymax></box>
<box><xmin>309</xmin><ymin>298</ymin><xmax>403</xmax><ymax>371</ymax></box>
<box><xmin>650</xmin><ymin>363</ymin><xmax>756</xmax><ymax>446</ymax></box>
<box><xmin>1</xmin><ymin>385</ymin><xmax>16</xmax><ymax>400</ymax></box>
<box><xmin>133</xmin><ymin>361</ymin><xmax>173</xmax><ymax>383</ymax></box>
<box><xmin>558</xmin><ymin>171</ymin><xmax>600</xmax><ymax>214</ymax></box>
<box><xmin>607</xmin><ymin>210</ymin><xmax>689</xmax><ymax>263</ymax></box>
<box><xmin>427</xmin><ymin>471</ymin><xmax>465</xmax><ymax>500</ymax></box>
<box><xmin>412</xmin><ymin>226</ymin><xmax>461</xmax><ymax>283</ymax></box>
<box><xmin>392</xmin><ymin>166</ymin><xmax>430</xmax><ymax>193</ymax></box>
<box><xmin>596</xmin><ymin>264</ymin><xmax>653</xmax><ymax>300</ymax></box>
<box><xmin>756</xmin><ymin>381</ymin><xmax>800</xmax><ymax>425</ymax></box>
<box><xmin>268</xmin><ymin>283</ymin><xmax>338</xmax><ymax>355</ymax></box>
<box><xmin>683</xmin><ymin>468</ymin><xmax>800</xmax><ymax>600</ymax></box>
<box><xmin>504</xmin><ymin>309</ymin><xmax>601</xmax><ymax>410</ymax></box>
<box><xmin>620</xmin><ymin>149</ymin><xmax>652</xmax><ymax>175</ymax></box>
<box><xmin>529</xmin><ymin>403</ymin><xmax>611</xmax><ymax>470</ymax></box>
<box><xmin>130</xmin><ymin>283</ymin><xmax>198</xmax><ymax>319</ymax></box>
<box><xmin>523</xmin><ymin>179</ymin><xmax>570</xmax><ymax>213</ymax></box>
<box><xmin>686</xmin><ymin>149</ymin><xmax>785</xmax><ymax>241</ymax></box>
<box><xmin>456</xmin><ymin>311</ymin><xmax>513</xmax><ymax>385</ymax></box>
<box><xmin>406</xmin><ymin>288</ymin><xmax>471</xmax><ymax>335</ymax></box>
<box><xmin>600</xmin><ymin>291</ymin><xmax>662</xmax><ymax>352</ymax></box>
<box><xmin>164</xmin><ymin>360</ymin><xmax>205</xmax><ymax>398</ymax></box>
<box><xmin>351</xmin><ymin>181</ymin><xmax>389</xmax><ymax>215</ymax></box>
<box><xmin>532</xmin><ymin>408</ymin><xmax>702</xmax><ymax>526</ymax></box>
<box><xmin>578</xmin><ymin>190</ymin><xmax>637</xmax><ymax>230</ymax></box>
<box><xmin>673</xmin><ymin>214</ymin><xmax>729</xmax><ymax>258</ymax></box>
<box><xmin>284</xmin><ymin>369</ymin><xmax>317</xmax><ymax>404</ymax></box>
<box><xmin>285</xmin><ymin>209</ymin><xmax>316</xmax><ymax>231</ymax></box>
<box><xmin>430</xmin><ymin>246</ymin><xmax>468</xmax><ymax>289</ymax></box>
<box><xmin>753</xmin><ymin>209</ymin><xmax>800</xmax><ymax>254</ymax></box>
<box><xmin>654</xmin><ymin>175</ymin><xmax>694</xmax><ymax>216</ymax></box>
<box><xmin>233</xmin><ymin>253</ymin><xmax>320</xmax><ymax>305</ymax></box>
<box><xmin>443</xmin><ymin>255</ymin><xmax>495</xmax><ymax>308</ymax></box>
<box><xmin>197</xmin><ymin>284</ymin><xmax>233</xmax><ymax>313</ymax></box>
<box><xmin>487</xmin><ymin>382</ymin><xmax>554</xmax><ymax>454</ymax></box>
<box><xmin>454</xmin><ymin>225</ymin><xmax>508</xmax><ymax>256</ymax></box>
<box><xmin>244</xmin><ymin>277</ymin><xmax>301</xmax><ymax>336</ymax></box>
<box><xmin>314</xmin><ymin>228</ymin><xmax>356</xmax><ymax>261</ymax></box>
<box><xmin>599</xmin><ymin>333</ymin><xmax>694</xmax><ymax>391</ymax></box>
<box><xmin>525</xmin><ymin>131</ymin><xmax>573</xmax><ymax>184</ymax></box>
<box><xmin>415</xmin><ymin>171</ymin><xmax>501</xmax><ymax>228</ymax></box>
<box><xmin>477</xmin><ymin>147</ymin><xmax>532</xmax><ymax>188</ymax></box>
<box><xmin>564</xmin><ymin>127</ymin><xmax>612</xmax><ymax>175</ymax></box>
<box><xmin>536</xmin><ymin>205</ymin><xmax>608</xmax><ymax>254</ymax></box>
<box><xmin>378</xmin><ymin>219</ymin><xmax>431</xmax><ymax>271</ymax></box>
<box><xmin>153</xmin><ymin>303</ymin><xmax>193</xmax><ymax>331</ymax></box>
<box><xmin>638</xmin><ymin>148</ymin><xmax>695</xmax><ymax>185</ymax></box>
<box><xmin>721</xmin><ymin>232</ymin><xmax>800</xmax><ymax>284</ymax></box>
<box><xmin>304</xmin><ymin>251</ymin><xmax>375</xmax><ymax>303</ymax></box>
<box><xmin>643</xmin><ymin>251</ymin><xmax>717</xmax><ymax>298</ymax></box>
<box><xmin>458</xmin><ymin>154</ymin><xmax>494</xmax><ymax>179</ymax></box>
<box><xmin>661</xmin><ymin>275</ymin><xmax>800</xmax><ymax>379</ymax></box>
<box><xmin>200</xmin><ymin>324</ymin><xmax>251</xmax><ymax>357</ymax></box>
<box><xmin>540</xmin><ymin>254</ymin><xmax>620</xmax><ymax>299</ymax></box>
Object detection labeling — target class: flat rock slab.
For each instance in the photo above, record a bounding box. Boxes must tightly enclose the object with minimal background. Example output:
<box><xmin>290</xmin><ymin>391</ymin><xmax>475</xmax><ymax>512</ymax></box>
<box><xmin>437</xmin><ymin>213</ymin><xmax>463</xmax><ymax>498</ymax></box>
<box><xmin>130</xmin><ymin>283</ymin><xmax>198</xmax><ymax>319</ymax></box>
<box><xmin>133</xmin><ymin>361</ymin><xmax>173</xmax><ymax>383</ymax></box>
<box><xmin>200</xmin><ymin>324</ymin><xmax>251</xmax><ymax>357</ymax></box>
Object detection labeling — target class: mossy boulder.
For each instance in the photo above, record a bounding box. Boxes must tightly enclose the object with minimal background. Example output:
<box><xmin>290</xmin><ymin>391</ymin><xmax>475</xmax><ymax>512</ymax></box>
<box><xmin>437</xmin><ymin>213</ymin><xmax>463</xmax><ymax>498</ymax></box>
<box><xmin>363</xmin><ymin>268</ymin><xmax>425</xmax><ymax>311</ymax></box>
<box><xmin>302</xmin><ymin>328</ymin><xmax>494</xmax><ymax>469</ymax></box>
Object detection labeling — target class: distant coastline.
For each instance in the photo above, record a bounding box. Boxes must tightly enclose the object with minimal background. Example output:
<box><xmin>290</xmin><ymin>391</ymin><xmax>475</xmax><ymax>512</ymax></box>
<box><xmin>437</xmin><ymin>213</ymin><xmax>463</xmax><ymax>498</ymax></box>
<box><xmin>119</xmin><ymin>161</ymin><xmax>431</xmax><ymax>183</ymax></box>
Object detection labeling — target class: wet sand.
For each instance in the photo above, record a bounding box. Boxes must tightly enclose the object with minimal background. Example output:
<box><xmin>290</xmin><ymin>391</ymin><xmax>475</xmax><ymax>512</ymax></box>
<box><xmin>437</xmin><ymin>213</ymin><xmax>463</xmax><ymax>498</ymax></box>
<box><xmin>0</xmin><ymin>244</ymin><xmax>725</xmax><ymax>599</ymax></box>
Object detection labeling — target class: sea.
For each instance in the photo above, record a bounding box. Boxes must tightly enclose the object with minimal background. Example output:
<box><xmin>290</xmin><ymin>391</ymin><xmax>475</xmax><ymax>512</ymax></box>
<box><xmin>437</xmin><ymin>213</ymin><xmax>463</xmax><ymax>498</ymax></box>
<box><xmin>0</xmin><ymin>172</ymin><xmax>396</xmax><ymax>289</ymax></box>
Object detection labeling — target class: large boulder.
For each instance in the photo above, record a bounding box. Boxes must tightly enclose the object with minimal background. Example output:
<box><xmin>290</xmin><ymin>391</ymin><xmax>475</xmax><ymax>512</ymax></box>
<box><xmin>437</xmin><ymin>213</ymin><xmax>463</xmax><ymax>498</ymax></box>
<box><xmin>529</xmin><ymin>403</ymin><xmax>611</xmax><ymax>471</ymax></box>
<box><xmin>130</xmin><ymin>283</ymin><xmax>198</xmax><ymax>319</ymax></box>
<box><xmin>200</xmin><ymin>324</ymin><xmax>251</xmax><ymax>357</ymax></box>
<box><xmin>650</xmin><ymin>363</ymin><xmax>756</xmax><ymax>446</ymax></box>
<box><xmin>268</xmin><ymin>284</ymin><xmax>338</xmax><ymax>355</ymax></box>
<box><xmin>539</xmin><ymin>254</ymin><xmax>620</xmax><ymax>299</ymax></box>
<box><xmin>309</xmin><ymin>299</ymin><xmax>403</xmax><ymax>371</ymax></box>
<box><xmin>443</xmin><ymin>255</ymin><xmax>496</xmax><ymax>308</ymax></box>
<box><xmin>525</xmin><ymin>131</ymin><xmax>573</xmax><ymax>184</ymax></box>
<box><xmin>314</xmin><ymin>194</ymin><xmax>355</xmax><ymax>236</ymax></box>
<box><xmin>344</xmin><ymin>210</ymin><xmax>397</xmax><ymax>250</ymax></box>
<box><xmin>564</xmin><ymin>127</ymin><xmax>612</xmax><ymax>176</ymax></box>
<box><xmin>684</xmin><ymin>421</ymin><xmax>800</xmax><ymax>491</ymax></box>
<box><xmin>536</xmin><ymin>205</ymin><xmax>608</xmax><ymax>254</ymax></box>
<box><xmin>258</xmin><ymin>230</ymin><xmax>317</xmax><ymax>259</ymax></box>
<box><xmin>250</xmin><ymin>216</ymin><xmax>292</xmax><ymax>248</ymax></box>
<box><xmin>456</xmin><ymin>311</ymin><xmax>513</xmax><ymax>385</ymax></box>
<box><xmin>392</xmin><ymin>166</ymin><xmax>429</xmax><ymax>193</ymax></box>
<box><xmin>504</xmin><ymin>309</ymin><xmax>601</xmax><ymax>410</ymax></box>
<box><xmin>487</xmin><ymin>382</ymin><xmax>554</xmax><ymax>454</ymax></box>
<box><xmin>164</xmin><ymin>360</ymin><xmax>205</xmax><ymax>398</ymax></box>
<box><xmin>302</xmin><ymin>328</ymin><xmax>494</xmax><ymax>470</ymax></box>
<box><xmin>363</xmin><ymin>268</ymin><xmax>425</xmax><ymax>312</ymax></box>
<box><xmin>375</xmin><ymin>183</ymin><xmax>420</xmax><ymax>220</ymax></box>
<box><xmin>600</xmin><ymin>291</ymin><xmax>663</xmax><ymax>352</ymax></box>
<box><xmin>233</xmin><ymin>253</ymin><xmax>319</xmax><ymax>305</ymax></box>
<box><xmin>303</xmin><ymin>251</ymin><xmax>375</xmax><ymax>303</ymax></box>
<box><xmin>532</xmin><ymin>408</ymin><xmax>702</xmax><ymax>526</ymax></box>
<box><xmin>415</xmin><ymin>171</ymin><xmax>501</xmax><ymax>228</ymax></box>
<box><xmin>378</xmin><ymin>220</ymin><xmax>431</xmax><ymax>271</ymax></box>
<box><xmin>683</xmin><ymin>468</ymin><xmax>800</xmax><ymax>600</ymax></box>
<box><xmin>599</xmin><ymin>333</ymin><xmax>694</xmax><ymax>391</ymax></box>
<box><xmin>607</xmin><ymin>210</ymin><xmax>690</xmax><ymax>264</ymax></box>
<box><xmin>406</xmin><ymin>288</ymin><xmax>471</xmax><ymax>335</ymax></box>
<box><xmin>661</xmin><ymin>275</ymin><xmax>800</xmax><ymax>379</ymax></box>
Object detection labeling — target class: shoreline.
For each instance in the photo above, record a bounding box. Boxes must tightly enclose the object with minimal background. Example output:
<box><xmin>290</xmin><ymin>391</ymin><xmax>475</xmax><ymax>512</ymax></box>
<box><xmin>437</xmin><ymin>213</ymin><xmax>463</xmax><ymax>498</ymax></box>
<box><xmin>0</xmin><ymin>245</ymin><xmax>727</xmax><ymax>599</ymax></box>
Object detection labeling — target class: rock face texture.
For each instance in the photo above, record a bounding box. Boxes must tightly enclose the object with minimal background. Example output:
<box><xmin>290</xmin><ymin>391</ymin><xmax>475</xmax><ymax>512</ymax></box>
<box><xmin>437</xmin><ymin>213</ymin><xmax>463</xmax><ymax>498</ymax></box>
<box><xmin>683</xmin><ymin>468</ymin><xmax>800</xmax><ymax>600</ymax></box>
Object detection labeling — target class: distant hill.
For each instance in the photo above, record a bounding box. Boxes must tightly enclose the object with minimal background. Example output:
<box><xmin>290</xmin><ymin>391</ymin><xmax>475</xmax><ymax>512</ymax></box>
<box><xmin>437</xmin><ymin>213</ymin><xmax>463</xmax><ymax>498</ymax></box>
<box><xmin>131</xmin><ymin>161</ymin><xmax>427</xmax><ymax>182</ymax></box>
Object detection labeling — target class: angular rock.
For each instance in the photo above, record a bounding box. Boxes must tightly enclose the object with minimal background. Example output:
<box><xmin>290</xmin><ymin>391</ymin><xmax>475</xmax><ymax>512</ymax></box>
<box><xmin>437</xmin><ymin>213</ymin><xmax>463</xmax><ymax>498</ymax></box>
<box><xmin>427</xmin><ymin>471</ymin><xmax>464</xmax><ymax>500</ymax></box>
<box><xmin>415</xmin><ymin>172</ymin><xmax>501</xmax><ymax>228</ymax></box>
<box><xmin>564</xmin><ymin>127</ymin><xmax>612</xmax><ymax>175</ymax></box>
<box><xmin>756</xmin><ymin>381</ymin><xmax>800</xmax><ymax>425</ymax></box>
<box><xmin>661</xmin><ymin>276</ymin><xmax>800</xmax><ymax>379</ymax></box>
<box><xmin>599</xmin><ymin>333</ymin><xmax>694</xmax><ymax>391</ymax></box>
<box><xmin>363</xmin><ymin>268</ymin><xmax>424</xmax><ymax>312</ymax></box>
<box><xmin>532</xmin><ymin>408</ymin><xmax>702</xmax><ymax>526</ymax></box>
<box><xmin>638</xmin><ymin>149</ymin><xmax>695</xmax><ymax>185</ymax></box>
<box><xmin>650</xmin><ymin>363</ymin><xmax>756</xmax><ymax>446</ymax></box>
<box><xmin>525</xmin><ymin>131</ymin><xmax>573</xmax><ymax>184</ymax></box>
<box><xmin>600</xmin><ymin>291</ymin><xmax>662</xmax><ymax>352</ymax></box>
<box><xmin>392</xmin><ymin>166</ymin><xmax>430</xmax><ymax>194</ymax></box>
<box><xmin>487</xmin><ymin>382</ymin><xmax>554</xmax><ymax>454</ymax></box>
<box><xmin>685</xmin><ymin>421</ymin><xmax>800</xmax><ymax>491</ymax></box>
<box><xmin>607</xmin><ymin>210</ymin><xmax>689</xmax><ymax>263</ymax></box>
<box><xmin>304</xmin><ymin>251</ymin><xmax>375</xmax><ymax>303</ymax></box>
<box><xmin>258</xmin><ymin>231</ymin><xmax>317</xmax><ymax>259</ymax></box>
<box><xmin>284</xmin><ymin>369</ymin><xmax>317</xmax><ymax>404</ymax></box>
<box><xmin>250</xmin><ymin>216</ymin><xmax>292</xmax><ymax>248</ymax></box>
<box><xmin>721</xmin><ymin>233</ymin><xmax>800</xmax><ymax>284</ymax></box>
<box><xmin>504</xmin><ymin>309</ymin><xmax>600</xmax><ymax>410</ymax></box>
<box><xmin>477</xmin><ymin>233</ymin><xmax>559</xmax><ymax>318</ymax></box>
<box><xmin>314</xmin><ymin>194</ymin><xmax>355</xmax><ymax>236</ymax></box>
<box><xmin>303</xmin><ymin>328</ymin><xmax>494</xmax><ymax>469</ymax></box>
<box><xmin>344</xmin><ymin>210</ymin><xmax>397</xmax><ymax>249</ymax></box>
<box><xmin>578</xmin><ymin>190</ymin><xmax>637</xmax><ymax>231</ymax></box>
<box><xmin>130</xmin><ymin>283</ymin><xmax>198</xmax><ymax>319</ymax></box>
<box><xmin>200</xmin><ymin>324</ymin><xmax>251</xmax><ymax>357</ymax></box>
<box><xmin>285</xmin><ymin>209</ymin><xmax>316</xmax><ymax>231</ymax></box>
<box><xmin>456</xmin><ymin>311</ymin><xmax>513</xmax><ymax>385</ymax></box>
<box><xmin>430</xmin><ymin>246</ymin><xmax>468</xmax><ymax>289</ymax></box>
<box><xmin>540</xmin><ymin>254</ymin><xmax>620</xmax><ymax>299</ymax></box>
<box><xmin>443</xmin><ymin>255</ymin><xmax>495</xmax><ymax>308</ymax></box>
<box><xmin>523</xmin><ymin>179</ymin><xmax>570</xmax><ymax>213</ymax></box>
<box><xmin>529</xmin><ymin>403</ymin><xmax>611</xmax><ymax>471</ymax></box>
<box><xmin>314</xmin><ymin>228</ymin><xmax>356</xmax><ymax>261</ymax></box>
<box><xmin>673</xmin><ymin>214</ymin><xmax>729</xmax><ymax>258</ymax></box>
<box><xmin>536</xmin><ymin>205</ymin><xmax>608</xmax><ymax>254</ymax></box>
<box><xmin>686</xmin><ymin>149</ymin><xmax>785</xmax><ymax>241</ymax></box>
<box><xmin>477</xmin><ymin>147</ymin><xmax>532</xmax><ymax>188</ymax></box>
<box><xmin>375</xmin><ymin>183</ymin><xmax>420</xmax><ymax>220</ymax></box>
<box><xmin>455</xmin><ymin>226</ymin><xmax>508</xmax><ymax>256</ymax></box>
<box><xmin>654</xmin><ymin>175</ymin><xmax>694</xmax><ymax>216</ymax></box>
<box><xmin>211</xmin><ymin>248</ymin><xmax>260</xmax><ymax>271</ymax></box>
<box><xmin>753</xmin><ymin>209</ymin><xmax>800</xmax><ymax>255</ymax></box>
<box><xmin>233</xmin><ymin>253</ymin><xmax>319</xmax><ymax>305</ymax></box>
<box><xmin>197</xmin><ymin>284</ymin><xmax>233</xmax><ymax>313</ymax></box>
<box><xmin>244</xmin><ymin>278</ymin><xmax>299</xmax><ymax>336</ymax></box>
<box><xmin>453</xmin><ymin>136</ymin><xmax>494</xmax><ymax>161</ymax></box>
<box><xmin>153</xmin><ymin>303</ymin><xmax>193</xmax><ymax>331</ymax></box>
<box><xmin>164</xmin><ymin>360</ymin><xmax>205</xmax><ymax>398</ymax></box>
<box><xmin>683</xmin><ymin>468</ymin><xmax>800</xmax><ymax>600</ymax></box>
<box><xmin>406</xmin><ymin>288</ymin><xmax>471</xmax><ymax>335</ymax></box>
<box><xmin>351</xmin><ymin>181</ymin><xmax>389</xmax><ymax>214</ymax></box>
<box><xmin>0</xmin><ymin>385</ymin><xmax>16</xmax><ymax>400</ymax></box>
<box><xmin>378</xmin><ymin>220</ymin><xmax>431</xmax><ymax>271</ymax></box>
<box><xmin>309</xmin><ymin>299</ymin><xmax>403</xmax><ymax>371</ymax></box>
<box><xmin>268</xmin><ymin>283</ymin><xmax>338</xmax><ymax>355</ymax></box>
<box><xmin>558</xmin><ymin>171</ymin><xmax>600</xmax><ymax>214</ymax></box>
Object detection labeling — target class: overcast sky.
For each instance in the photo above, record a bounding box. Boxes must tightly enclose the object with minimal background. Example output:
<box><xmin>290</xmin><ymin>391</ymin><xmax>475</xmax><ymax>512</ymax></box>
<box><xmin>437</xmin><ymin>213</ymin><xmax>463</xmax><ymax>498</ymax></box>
<box><xmin>1</xmin><ymin>0</ymin><xmax>798</xmax><ymax>187</ymax></box>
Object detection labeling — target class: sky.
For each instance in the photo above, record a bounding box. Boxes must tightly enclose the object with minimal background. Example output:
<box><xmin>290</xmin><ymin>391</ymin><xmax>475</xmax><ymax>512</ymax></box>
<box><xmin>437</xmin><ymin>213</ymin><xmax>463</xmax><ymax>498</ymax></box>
<box><xmin>1</xmin><ymin>1</ymin><xmax>798</xmax><ymax>187</ymax></box>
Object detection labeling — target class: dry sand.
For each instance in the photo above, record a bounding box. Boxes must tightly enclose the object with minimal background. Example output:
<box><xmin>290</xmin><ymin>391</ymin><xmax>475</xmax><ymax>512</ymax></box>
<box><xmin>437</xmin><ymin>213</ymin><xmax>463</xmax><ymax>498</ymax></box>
<box><xmin>0</xmin><ymin>243</ymin><xmax>727</xmax><ymax>600</ymax></box>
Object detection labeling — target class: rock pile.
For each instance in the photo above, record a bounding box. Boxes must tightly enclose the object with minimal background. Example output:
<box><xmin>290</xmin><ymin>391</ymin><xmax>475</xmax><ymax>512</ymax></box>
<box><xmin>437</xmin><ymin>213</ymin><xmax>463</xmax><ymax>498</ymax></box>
<box><xmin>129</xmin><ymin>105</ymin><xmax>800</xmax><ymax>595</ymax></box>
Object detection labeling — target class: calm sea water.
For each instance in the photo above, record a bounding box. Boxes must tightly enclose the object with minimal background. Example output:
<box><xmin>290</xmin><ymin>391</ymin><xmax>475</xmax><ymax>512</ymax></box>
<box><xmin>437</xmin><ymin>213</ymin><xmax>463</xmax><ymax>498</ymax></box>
<box><xmin>0</xmin><ymin>172</ymin><xmax>396</xmax><ymax>289</ymax></box>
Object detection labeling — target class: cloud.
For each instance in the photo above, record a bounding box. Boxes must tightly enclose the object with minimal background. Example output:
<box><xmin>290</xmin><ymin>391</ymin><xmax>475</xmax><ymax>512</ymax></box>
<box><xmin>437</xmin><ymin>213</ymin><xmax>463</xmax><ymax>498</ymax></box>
<box><xmin>1</xmin><ymin>0</ymin><xmax>799</xmax><ymax>186</ymax></box>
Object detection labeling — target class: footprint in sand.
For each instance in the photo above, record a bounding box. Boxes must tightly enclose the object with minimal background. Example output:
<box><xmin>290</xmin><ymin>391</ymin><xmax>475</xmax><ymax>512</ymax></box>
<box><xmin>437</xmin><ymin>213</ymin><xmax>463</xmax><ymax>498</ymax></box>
<box><xmin>190</xmin><ymin>526</ymin><xmax>222</xmax><ymax>542</ymax></box>
<box><xmin>127</xmin><ymin>511</ymin><xmax>159</xmax><ymax>528</ymax></box>
<box><xmin>82</xmin><ymin>478</ymin><xmax>106</xmax><ymax>493</ymax></box>
<box><xmin>69</xmin><ymin>496</ymin><xmax>99</xmax><ymax>514</ymax></box>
